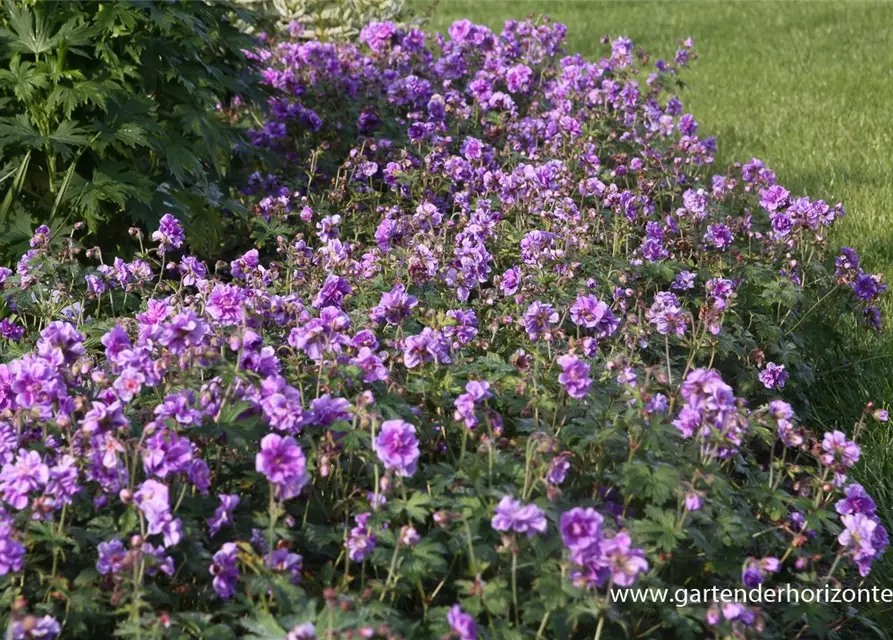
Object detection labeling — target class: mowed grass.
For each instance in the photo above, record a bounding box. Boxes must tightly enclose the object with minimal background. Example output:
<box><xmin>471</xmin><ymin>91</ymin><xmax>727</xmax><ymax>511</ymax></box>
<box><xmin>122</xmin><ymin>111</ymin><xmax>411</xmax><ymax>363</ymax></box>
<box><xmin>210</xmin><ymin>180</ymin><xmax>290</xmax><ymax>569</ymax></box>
<box><xmin>417</xmin><ymin>0</ymin><xmax>893</xmax><ymax>626</ymax></box>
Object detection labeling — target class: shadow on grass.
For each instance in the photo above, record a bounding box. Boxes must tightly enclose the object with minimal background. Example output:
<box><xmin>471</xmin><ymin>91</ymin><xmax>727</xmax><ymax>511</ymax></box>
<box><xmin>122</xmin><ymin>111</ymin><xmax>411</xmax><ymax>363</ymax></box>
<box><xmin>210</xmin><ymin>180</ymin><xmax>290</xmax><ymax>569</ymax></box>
<box><xmin>808</xmin><ymin>318</ymin><xmax>893</xmax><ymax>635</ymax></box>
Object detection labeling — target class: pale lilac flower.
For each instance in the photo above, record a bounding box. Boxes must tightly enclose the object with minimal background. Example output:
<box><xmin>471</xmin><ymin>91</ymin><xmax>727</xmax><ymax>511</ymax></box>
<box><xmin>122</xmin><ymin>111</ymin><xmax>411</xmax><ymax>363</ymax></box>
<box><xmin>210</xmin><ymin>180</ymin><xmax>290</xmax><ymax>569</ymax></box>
<box><xmin>447</xmin><ymin>604</ymin><xmax>477</xmax><ymax>640</ymax></box>
<box><xmin>523</xmin><ymin>301</ymin><xmax>558</xmax><ymax>341</ymax></box>
<box><xmin>557</xmin><ymin>354</ymin><xmax>591</xmax><ymax>399</ymax></box>
<box><xmin>286</xmin><ymin>623</ymin><xmax>317</xmax><ymax>640</ymax></box>
<box><xmin>821</xmin><ymin>430</ymin><xmax>860</xmax><ymax>469</ymax></box>
<box><xmin>491</xmin><ymin>496</ymin><xmax>547</xmax><ymax>536</ymax></box>
<box><xmin>603</xmin><ymin>532</ymin><xmax>649</xmax><ymax>586</ymax></box>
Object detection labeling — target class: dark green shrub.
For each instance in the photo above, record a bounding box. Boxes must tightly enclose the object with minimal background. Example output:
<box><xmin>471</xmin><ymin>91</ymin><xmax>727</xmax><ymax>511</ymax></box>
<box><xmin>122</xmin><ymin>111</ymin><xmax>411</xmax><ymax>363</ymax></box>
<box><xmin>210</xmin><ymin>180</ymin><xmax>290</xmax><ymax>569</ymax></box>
<box><xmin>0</xmin><ymin>0</ymin><xmax>261</xmax><ymax>260</ymax></box>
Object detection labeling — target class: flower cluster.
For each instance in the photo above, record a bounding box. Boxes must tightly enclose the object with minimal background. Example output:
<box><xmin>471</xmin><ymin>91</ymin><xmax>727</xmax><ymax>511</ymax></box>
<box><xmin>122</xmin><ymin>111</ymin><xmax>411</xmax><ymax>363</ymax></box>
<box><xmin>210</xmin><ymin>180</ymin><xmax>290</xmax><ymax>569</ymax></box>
<box><xmin>0</xmin><ymin>15</ymin><xmax>886</xmax><ymax>640</ymax></box>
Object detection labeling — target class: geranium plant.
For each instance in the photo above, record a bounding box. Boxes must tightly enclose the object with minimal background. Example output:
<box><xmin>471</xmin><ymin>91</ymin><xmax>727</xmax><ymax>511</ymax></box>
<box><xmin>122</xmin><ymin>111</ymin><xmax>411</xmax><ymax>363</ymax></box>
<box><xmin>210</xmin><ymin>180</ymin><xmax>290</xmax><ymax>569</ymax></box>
<box><xmin>0</xmin><ymin>16</ymin><xmax>888</xmax><ymax>640</ymax></box>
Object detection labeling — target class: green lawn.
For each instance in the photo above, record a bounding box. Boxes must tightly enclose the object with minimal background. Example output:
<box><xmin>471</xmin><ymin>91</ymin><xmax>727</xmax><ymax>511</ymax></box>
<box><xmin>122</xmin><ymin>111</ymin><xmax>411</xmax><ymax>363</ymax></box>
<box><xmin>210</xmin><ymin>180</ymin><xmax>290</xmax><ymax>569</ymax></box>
<box><xmin>418</xmin><ymin>0</ymin><xmax>893</xmax><ymax>624</ymax></box>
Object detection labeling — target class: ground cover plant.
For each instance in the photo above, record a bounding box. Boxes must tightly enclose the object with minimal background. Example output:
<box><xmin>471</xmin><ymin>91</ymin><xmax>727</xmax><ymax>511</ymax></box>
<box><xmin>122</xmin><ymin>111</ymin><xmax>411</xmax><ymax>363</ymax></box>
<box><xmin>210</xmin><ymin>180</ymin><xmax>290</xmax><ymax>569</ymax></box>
<box><xmin>0</xmin><ymin>14</ymin><xmax>891</xmax><ymax>640</ymax></box>
<box><xmin>419</xmin><ymin>1</ymin><xmax>893</xmax><ymax>614</ymax></box>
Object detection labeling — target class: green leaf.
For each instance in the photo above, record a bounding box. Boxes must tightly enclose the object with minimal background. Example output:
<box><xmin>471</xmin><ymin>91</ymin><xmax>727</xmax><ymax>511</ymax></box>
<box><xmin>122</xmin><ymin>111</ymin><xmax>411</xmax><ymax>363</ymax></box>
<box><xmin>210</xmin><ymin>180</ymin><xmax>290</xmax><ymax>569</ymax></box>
<box><xmin>240</xmin><ymin>613</ymin><xmax>287</xmax><ymax>639</ymax></box>
<box><xmin>0</xmin><ymin>56</ymin><xmax>48</xmax><ymax>102</ymax></box>
<box><xmin>393</xmin><ymin>492</ymin><xmax>432</xmax><ymax>522</ymax></box>
<box><xmin>48</xmin><ymin>120</ymin><xmax>90</xmax><ymax>158</ymax></box>
<box><xmin>165</xmin><ymin>141</ymin><xmax>202</xmax><ymax>184</ymax></box>
<box><xmin>0</xmin><ymin>114</ymin><xmax>43</xmax><ymax>151</ymax></box>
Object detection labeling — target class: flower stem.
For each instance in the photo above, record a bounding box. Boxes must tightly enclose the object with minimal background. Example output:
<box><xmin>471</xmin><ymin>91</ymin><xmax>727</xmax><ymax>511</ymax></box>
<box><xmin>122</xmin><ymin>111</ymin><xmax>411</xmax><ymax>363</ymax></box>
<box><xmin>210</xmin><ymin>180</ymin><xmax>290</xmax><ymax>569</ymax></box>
<box><xmin>511</xmin><ymin>550</ymin><xmax>520</xmax><ymax>628</ymax></box>
<box><xmin>380</xmin><ymin>538</ymin><xmax>403</xmax><ymax>602</ymax></box>
<box><xmin>267</xmin><ymin>483</ymin><xmax>278</xmax><ymax>561</ymax></box>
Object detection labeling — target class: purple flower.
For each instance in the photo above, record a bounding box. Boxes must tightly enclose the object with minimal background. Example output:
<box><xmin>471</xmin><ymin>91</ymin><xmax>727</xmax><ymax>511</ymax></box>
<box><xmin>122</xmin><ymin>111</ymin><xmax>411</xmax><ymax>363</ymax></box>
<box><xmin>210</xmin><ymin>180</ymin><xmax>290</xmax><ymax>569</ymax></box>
<box><xmin>373</xmin><ymin>419</ymin><xmax>420</xmax><ymax>477</ymax></box>
<box><xmin>286</xmin><ymin>623</ymin><xmax>317</xmax><ymax>640</ymax></box>
<box><xmin>570</xmin><ymin>294</ymin><xmax>608</xmax><ymax>329</ymax></box>
<box><xmin>771</xmin><ymin>213</ymin><xmax>793</xmax><ymax>238</ymax></box>
<box><xmin>143</xmin><ymin>542</ymin><xmax>175</xmax><ymax>577</ymax></box>
<box><xmin>80</xmin><ymin>400</ymin><xmax>129</xmax><ymax>436</ymax></box>
<box><xmin>179</xmin><ymin>255</ymin><xmax>207</xmax><ymax>286</ymax></box>
<box><xmin>96</xmin><ymin>539</ymin><xmax>127</xmax><ymax>575</ymax></box>
<box><xmin>838</xmin><ymin>513</ymin><xmax>881</xmax><ymax>576</ymax></box>
<box><xmin>603</xmin><ymin>532</ymin><xmax>649</xmax><ymax>586</ymax></box>
<box><xmin>560</xmin><ymin>507</ymin><xmax>603</xmax><ymax>551</ymax></box>
<box><xmin>0</xmin><ymin>523</ymin><xmax>25</xmax><ymax>575</ymax></box>
<box><xmin>206</xmin><ymin>284</ymin><xmax>245</xmax><ymax>326</ymax></box>
<box><xmin>505</xmin><ymin>63</ymin><xmax>532</xmax><ymax>93</ymax></box>
<box><xmin>309</xmin><ymin>394</ymin><xmax>351</xmax><ymax>427</ymax></box>
<box><xmin>289</xmin><ymin>307</ymin><xmax>351</xmax><ymax>362</ymax></box>
<box><xmin>266</xmin><ymin>547</ymin><xmax>303</xmax><ymax>584</ymax></box>
<box><xmin>447</xmin><ymin>604</ymin><xmax>477</xmax><ymax>640</ymax></box>
<box><xmin>230</xmin><ymin>249</ymin><xmax>260</xmax><ymax>281</ymax></box>
<box><xmin>557</xmin><ymin>353</ymin><xmax>592</xmax><ymax>399</ymax></box>
<box><xmin>836</xmin><ymin>484</ymin><xmax>877</xmax><ymax>517</ymax></box>
<box><xmin>673</xmin><ymin>368</ymin><xmax>744</xmax><ymax>459</ymax></box>
<box><xmin>523</xmin><ymin>301</ymin><xmax>558</xmax><ymax>341</ymax></box>
<box><xmin>360</xmin><ymin>21</ymin><xmax>397</xmax><ymax>53</ymax></box>
<box><xmin>159</xmin><ymin>310</ymin><xmax>209</xmax><ymax>354</ymax></box>
<box><xmin>256</xmin><ymin>434</ymin><xmax>309</xmax><ymax>500</ymax></box>
<box><xmin>443</xmin><ymin>309</ymin><xmax>478</xmax><ymax>346</ymax></box>
<box><xmin>134</xmin><ymin>479</ymin><xmax>174</xmax><ymax>536</ymax></box>
<box><xmin>4</xmin><ymin>356</ymin><xmax>64</xmax><ymax>418</ymax></box>
<box><xmin>113</xmin><ymin>368</ymin><xmax>145</xmax><ymax>402</ymax></box>
<box><xmin>852</xmin><ymin>272</ymin><xmax>886</xmax><ymax>302</ymax></box>
<box><xmin>152</xmin><ymin>213</ymin><xmax>185</xmax><ymax>250</ymax></box>
<box><xmin>401</xmin><ymin>525</ymin><xmax>421</xmax><ymax>546</ymax></box>
<box><xmin>46</xmin><ymin>455</ymin><xmax>79</xmax><ymax>506</ymax></box>
<box><xmin>0</xmin><ymin>318</ymin><xmax>24</xmax><ymax>341</ymax></box>
<box><xmin>741</xmin><ymin>557</ymin><xmax>780</xmax><ymax>587</ymax></box>
<box><xmin>682</xmin><ymin>188</ymin><xmax>708</xmax><ymax>218</ymax></box>
<box><xmin>647</xmin><ymin>291</ymin><xmax>687</xmax><ymax>337</ymax></box>
<box><xmin>35</xmin><ymin>321</ymin><xmax>85</xmax><ymax>366</ymax></box>
<box><xmin>312</xmin><ymin>275</ymin><xmax>353</xmax><ymax>309</ymax></box>
<box><xmin>454</xmin><ymin>380</ymin><xmax>492</xmax><ymax>430</ymax></box>
<box><xmin>210</xmin><ymin>542</ymin><xmax>239</xmax><ymax>599</ymax></box>
<box><xmin>350</xmin><ymin>347</ymin><xmax>388</xmax><ymax>383</ymax></box>
<box><xmin>704</xmin><ymin>224</ymin><xmax>733</xmax><ymax>250</ymax></box>
<box><xmin>836</xmin><ymin>247</ymin><xmax>860</xmax><ymax>278</ymax></box>
<box><xmin>142</xmin><ymin>429</ymin><xmax>194</xmax><ymax>478</ymax></box>
<box><xmin>369</xmin><ymin>283</ymin><xmax>418</xmax><ymax>324</ymax></box>
<box><xmin>346</xmin><ymin>512</ymin><xmax>377</xmax><ymax>561</ymax></box>
<box><xmin>547</xmin><ymin>455</ymin><xmax>571</xmax><ymax>485</ymax></box>
<box><xmin>9</xmin><ymin>615</ymin><xmax>61</xmax><ymax>639</ymax></box>
<box><xmin>402</xmin><ymin>328</ymin><xmax>451</xmax><ymax>368</ymax></box>
<box><xmin>491</xmin><ymin>496</ymin><xmax>547</xmax><ymax>536</ymax></box>
<box><xmin>759</xmin><ymin>185</ymin><xmax>790</xmax><ymax>212</ymax></box>
<box><xmin>0</xmin><ymin>450</ymin><xmax>49</xmax><ymax>509</ymax></box>
<box><xmin>260</xmin><ymin>377</ymin><xmax>307</xmax><ymax>433</ymax></box>
<box><xmin>821</xmin><ymin>430</ymin><xmax>860</xmax><ymax>469</ymax></box>
<box><xmin>501</xmin><ymin>266</ymin><xmax>522</xmax><ymax>295</ymax></box>
<box><xmin>758</xmin><ymin>362</ymin><xmax>788</xmax><ymax>390</ymax></box>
